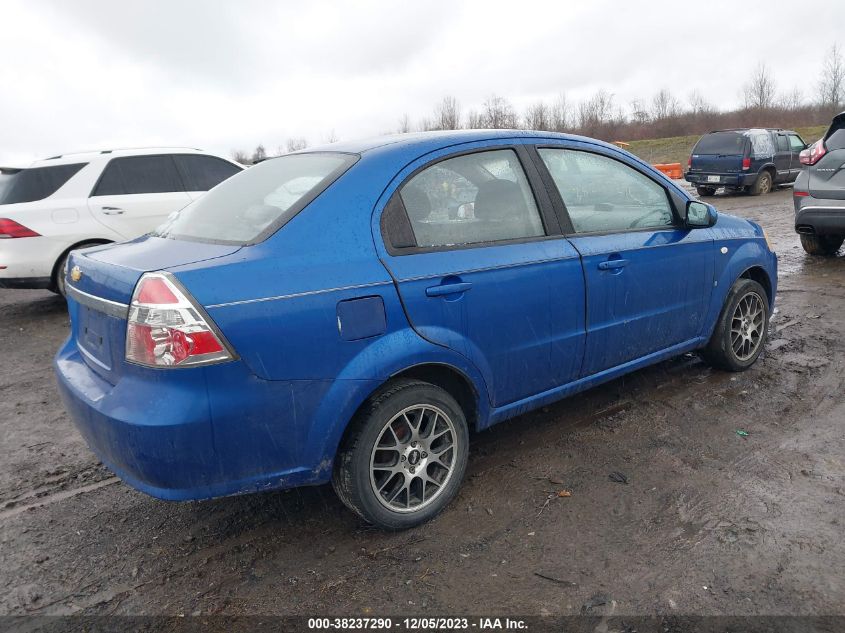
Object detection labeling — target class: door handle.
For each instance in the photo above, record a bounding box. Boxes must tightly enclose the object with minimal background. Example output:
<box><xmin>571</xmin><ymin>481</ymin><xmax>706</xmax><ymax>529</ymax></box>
<box><xmin>101</xmin><ymin>206</ymin><xmax>124</xmax><ymax>215</ymax></box>
<box><xmin>598</xmin><ymin>259</ymin><xmax>629</xmax><ymax>270</ymax></box>
<box><xmin>426</xmin><ymin>282</ymin><xmax>473</xmax><ymax>297</ymax></box>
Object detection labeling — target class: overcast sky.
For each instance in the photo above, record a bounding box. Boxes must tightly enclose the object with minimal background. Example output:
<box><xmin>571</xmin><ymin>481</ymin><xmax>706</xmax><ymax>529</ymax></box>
<box><xmin>1</xmin><ymin>0</ymin><xmax>843</xmax><ymax>165</ymax></box>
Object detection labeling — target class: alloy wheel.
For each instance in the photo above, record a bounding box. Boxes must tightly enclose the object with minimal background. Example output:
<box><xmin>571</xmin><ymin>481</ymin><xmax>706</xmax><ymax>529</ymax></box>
<box><xmin>369</xmin><ymin>404</ymin><xmax>458</xmax><ymax>513</ymax></box>
<box><xmin>730</xmin><ymin>291</ymin><xmax>765</xmax><ymax>361</ymax></box>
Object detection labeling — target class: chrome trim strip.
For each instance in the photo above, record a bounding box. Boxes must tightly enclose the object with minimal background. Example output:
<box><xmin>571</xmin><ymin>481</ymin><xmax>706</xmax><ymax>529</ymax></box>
<box><xmin>66</xmin><ymin>285</ymin><xmax>129</xmax><ymax>320</ymax></box>
<box><xmin>205</xmin><ymin>281</ymin><xmax>392</xmax><ymax>309</ymax></box>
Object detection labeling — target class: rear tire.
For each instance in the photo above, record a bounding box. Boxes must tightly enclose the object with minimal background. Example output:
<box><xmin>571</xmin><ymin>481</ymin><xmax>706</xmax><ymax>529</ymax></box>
<box><xmin>696</xmin><ymin>186</ymin><xmax>716</xmax><ymax>197</ymax></box>
<box><xmin>333</xmin><ymin>379</ymin><xmax>469</xmax><ymax>530</ymax></box>
<box><xmin>800</xmin><ymin>233</ymin><xmax>843</xmax><ymax>256</ymax></box>
<box><xmin>52</xmin><ymin>241</ymin><xmax>107</xmax><ymax>297</ymax></box>
<box><xmin>750</xmin><ymin>171</ymin><xmax>773</xmax><ymax>196</ymax></box>
<box><xmin>700</xmin><ymin>278</ymin><xmax>769</xmax><ymax>372</ymax></box>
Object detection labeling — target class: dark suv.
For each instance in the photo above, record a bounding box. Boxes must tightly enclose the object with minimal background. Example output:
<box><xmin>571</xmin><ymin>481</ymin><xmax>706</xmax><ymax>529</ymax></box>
<box><xmin>686</xmin><ymin>128</ymin><xmax>806</xmax><ymax>197</ymax></box>
<box><xmin>793</xmin><ymin>111</ymin><xmax>845</xmax><ymax>255</ymax></box>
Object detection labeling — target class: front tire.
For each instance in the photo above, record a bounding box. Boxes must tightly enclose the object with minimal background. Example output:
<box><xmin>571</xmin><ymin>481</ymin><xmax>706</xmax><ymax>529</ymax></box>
<box><xmin>800</xmin><ymin>233</ymin><xmax>843</xmax><ymax>256</ymax></box>
<box><xmin>701</xmin><ymin>279</ymin><xmax>769</xmax><ymax>371</ymax></box>
<box><xmin>333</xmin><ymin>380</ymin><xmax>469</xmax><ymax>530</ymax></box>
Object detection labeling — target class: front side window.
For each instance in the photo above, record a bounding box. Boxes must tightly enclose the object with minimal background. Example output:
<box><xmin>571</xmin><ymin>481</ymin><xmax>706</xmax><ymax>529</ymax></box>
<box><xmin>175</xmin><ymin>155</ymin><xmax>241</xmax><ymax>191</ymax></box>
<box><xmin>0</xmin><ymin>163</ymin><xmax>86</xmax><ymax>205</ymax></box>
<box><xmin>538</xmin><ymin>148</ymin><xmax>675</xmax><ymax>234</ymax></box>
<box><xmin>788</xmin><ymin>135</ymin><xmax>806</xmax><ymax>151</ymax></box>
<box><xmin>398</xmin><ymin>149</ymin><xmax>544</xmax><ymax>248</ymax></box>
<box><xmin>93</xmin><ymin>155</ymin><xmax>184</xmax><ymax>196</ymax></box>
<box><xmin>154</xmin><ymin>152</ymin><xmax>356</xmax><ymax>244</ymax></box>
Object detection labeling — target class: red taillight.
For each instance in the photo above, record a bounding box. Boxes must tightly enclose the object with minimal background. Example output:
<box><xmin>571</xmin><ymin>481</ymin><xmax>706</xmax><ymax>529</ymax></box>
<box><xmin>0</xmin><ymin>218</ymin><xmax>40</xmax><ymax>238</ymax></box>
<box><xmin>687</xmin><ymin>156</ymin><xmax>692</xmax><ymax>168</ymax></box>
<box><xmin>126</xmin><ymin>273</ymin><xmax>233</xmax><ymax>368</ymax></box>
<box><xmin>799</xmin><ymin>139</ymin><xmax>827</xmax><ymax>165</ymax></box>
<box><xmin>742</xmin><ymin>157</ymin><xmax>751</xmax><ymax>171</ymax></box>
<box><xmin>794</xmin><ymin>191</ymin><xmax>810</xmax><ymax>197</ymax></box>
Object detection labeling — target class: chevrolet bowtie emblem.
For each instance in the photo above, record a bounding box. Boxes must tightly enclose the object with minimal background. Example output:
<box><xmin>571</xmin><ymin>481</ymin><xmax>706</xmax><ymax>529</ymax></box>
<box><xmin>70</xmin><ymin>266</ymin><xmax>82</xmax><ymax>283</ymax></box>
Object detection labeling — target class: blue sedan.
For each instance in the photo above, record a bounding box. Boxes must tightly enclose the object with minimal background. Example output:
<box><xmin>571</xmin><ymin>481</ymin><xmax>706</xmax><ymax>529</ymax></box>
<box><xmin>55</xmin><ymin>130</ymin><xmax>777</xmax><ymax>529</ymax></box>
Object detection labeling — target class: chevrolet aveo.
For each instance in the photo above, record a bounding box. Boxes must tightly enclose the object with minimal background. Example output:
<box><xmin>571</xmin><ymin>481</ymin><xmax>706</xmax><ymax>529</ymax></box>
<box><xmin>55</xmin><ymin>130</ymin><xmax>777</xmax><ymax>529</ymax></box>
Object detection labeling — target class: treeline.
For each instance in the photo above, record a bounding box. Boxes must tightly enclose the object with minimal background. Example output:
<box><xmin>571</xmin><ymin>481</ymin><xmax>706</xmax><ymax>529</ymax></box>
<box><xmin>233</xmin><ymin>45</ymin><xmax>845</xmax><ymax>164</ymax></box>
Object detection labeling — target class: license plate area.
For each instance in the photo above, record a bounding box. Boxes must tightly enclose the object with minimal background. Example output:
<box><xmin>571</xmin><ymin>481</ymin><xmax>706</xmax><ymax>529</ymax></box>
<box><xmin>707</xmin><ymin>175</ymin><xmax>721</xmax><ymax>183</ymax></box>
<box><xmin>78</xmin><ymin>306</ymin><xmax>113</xmax><ymax>372</ymax></box>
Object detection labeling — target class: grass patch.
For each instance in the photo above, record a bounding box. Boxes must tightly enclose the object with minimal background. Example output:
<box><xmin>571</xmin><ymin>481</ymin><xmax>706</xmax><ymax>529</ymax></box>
<box><xmin>625</xmin><ymin>124</ymin><xmax>829</xmax><ymax>165</ymax></box>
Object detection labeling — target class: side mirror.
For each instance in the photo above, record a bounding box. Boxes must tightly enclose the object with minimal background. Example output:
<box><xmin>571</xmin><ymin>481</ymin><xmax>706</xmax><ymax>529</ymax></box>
<box><xmin>686</xmin><ymin>200</ymin><xmax>717</xmax><ymax>228</ymax></box>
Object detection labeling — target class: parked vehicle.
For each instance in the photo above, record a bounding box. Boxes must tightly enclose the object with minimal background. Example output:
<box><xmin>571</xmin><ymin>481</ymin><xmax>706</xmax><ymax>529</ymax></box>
<box><xmin>54</xmin><ymin>130</ymin><xmax>777</xmax><ymax>529</ymax></box>
<box><xmin>0</xmin><ymin>148</ymin><xmax>242</xmax><ymax>295</ymax></box>
<box><xmin>793</xmin><ymin>111</ymin><xmax>845</xmax><ymax>255</ymax></box>
<box><xmin>685</xmin><ymin>128</ymin><xmax>806</xmax><ymax>197</ymax></box>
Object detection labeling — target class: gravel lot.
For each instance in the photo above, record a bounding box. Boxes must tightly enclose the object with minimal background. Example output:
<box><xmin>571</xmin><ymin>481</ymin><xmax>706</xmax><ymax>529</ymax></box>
<box><xmin>1</xmin><ymin>186</ymin><xmax>843</xmax><ymax>618</ymax></box>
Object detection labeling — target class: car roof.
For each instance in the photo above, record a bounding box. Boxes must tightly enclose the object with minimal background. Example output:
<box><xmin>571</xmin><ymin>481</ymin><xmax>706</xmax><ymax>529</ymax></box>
<box><xmin>305</xmin><ymin>129</ymin><xmax>614</xmax><ymax>157</ymax></box>
<box><xmin>27</xmin><ymin>147</ymin><xmax>215</xmax><ymax>168</ymax></box>
<box><xmin>707</xmin><ymin>128</ymin><xmax>796</xmax><ymax>134</ymax></box>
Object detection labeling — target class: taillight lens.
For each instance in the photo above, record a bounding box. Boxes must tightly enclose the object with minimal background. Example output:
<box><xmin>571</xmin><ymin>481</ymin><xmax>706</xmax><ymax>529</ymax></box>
<box><xmin>742</xmin><ymin>157</ymin><xmax>751</xmax><ymax>171</ymax></box>
<box><xmin>799</xmin><ymin>139</ymin><xmax>827</xmax><ymax>165</ymax></box>
<box><xmin>0</xmin><ymin>218</ymin><xmax>40</xmax><ymax>238</ymax></box>
<box><xmin>126</xmin><ymin>273</ymin><xmax>234</xmax><ymax>368</ymax></box>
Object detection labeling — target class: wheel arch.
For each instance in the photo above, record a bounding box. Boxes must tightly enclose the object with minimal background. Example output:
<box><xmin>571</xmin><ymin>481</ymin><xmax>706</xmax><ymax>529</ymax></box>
<box><xmin>50</xmin><ymin>238</ymin><xmax>113</xmax><ymax>289</ymax></box>
<box><xmin>740</xmin><ymin>265</ymin><xmax>774</xmax><ymax>309</ymax></box>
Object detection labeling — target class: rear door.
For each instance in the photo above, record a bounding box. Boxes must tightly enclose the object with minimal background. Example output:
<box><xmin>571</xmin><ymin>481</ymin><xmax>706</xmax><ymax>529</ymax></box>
<box><xmin>174</xmin><ymin>154</ymin><xmax>242</xmax><ymax>201</ymax></box>
<box><xmin>88</xmin><ymin>155</ymin><xmax>191</xmax><ymax>238</ymax></box>
<box><xmin>534</xmin><ymin>144</ymin><xmax>714</xmax><ymax>376</ymax></box>
<box><xmin>809</xmin><ymin>115</ymin><xmax>845</xmax><ymax>200</ymax></box>
<box><xmin>379</xmin><ymin>145</ymin><xmax>586</xmax><ymax>407</ymax></box>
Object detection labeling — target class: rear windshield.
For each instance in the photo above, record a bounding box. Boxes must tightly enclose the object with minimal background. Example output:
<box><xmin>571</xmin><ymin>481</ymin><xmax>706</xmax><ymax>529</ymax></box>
<box><xmin>0</xmin><ymin>163</ymin><xmax>86</xmax><ymax>205</ymax></box>
<box><xmin>693</xmin><ymin>132</ymin><xmax>748</xmax><ymax>156</ymax></box>
<box><xmin>153</xmin><ymin>153</ymin><xmax>358</xmax><ymax>244</ymax></box>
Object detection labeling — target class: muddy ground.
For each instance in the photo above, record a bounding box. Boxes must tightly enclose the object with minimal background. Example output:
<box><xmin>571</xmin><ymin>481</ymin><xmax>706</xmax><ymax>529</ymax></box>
<box><xmin>1</xmin><ymin>186</ymin><xmax>843</xmax><ymax>619</ymax></box>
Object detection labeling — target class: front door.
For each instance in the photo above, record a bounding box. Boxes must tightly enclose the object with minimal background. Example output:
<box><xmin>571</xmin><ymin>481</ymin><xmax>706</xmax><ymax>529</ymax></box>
<box><xmin>379</xmin><ymin>147</ymin><xmax>586</xmax><ymax>407</ymax></box>
<box><xmin>535</xmin><ymin>145</ymin><xmax>714</xmax><ymax>376</ymax></box>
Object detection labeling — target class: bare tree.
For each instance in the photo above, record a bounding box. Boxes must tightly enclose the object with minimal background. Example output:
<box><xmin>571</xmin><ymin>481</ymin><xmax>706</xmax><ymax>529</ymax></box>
<box><xmin>250</xmin><ymin>144</ymin><xmax>267</xmax><ymax>163</ymax></box>
<box><xmin>322</xmin><ymin>129</ymin><xmax>339</xmax><ymax>144</ymax></box>
<box><xmin>523</xmin><ymin>100</ymin><xmax>551</xmax><ymax>131</ymax></box>
<box><xmin>431</xmin><ymin>96</ymin><xmax>462</xmax><ymax>130</ymax></box>
<box><xmin>465</xmin><ymin>109</ymin><xmax>482</xmax><ymax>129</ymax></box>
<box><xmin>285</xmin><ymin>137</ymin><xmax>308</xmax><ymax>152</ymax></box>
<box><xmin>232</xmin><ymin>149</ymin><xmax>250</xmax><ymax>164</ymax></box>
<box><xmin>477</xmin><ymin>95</ymin><xmax>519</xmax><ymax>129</ymax></box>
<box><xmin>577</xmin><ymin>90</ymin><xmax>616</xmax><ymax>131</ymax></box>
<box><xmin>688</xmin><ymin>90</ymin><xmax>715</xmax><ymax>115</ymax></box>
<box><xmin>818</xmin><ymin>43</ymin><xmax>845</xmax><ymax>112</ymax></box>
<box><xmin>651</xmin><ymin>89</ymin><xmax>680</xmax><ymax>121</ymax></box>
<box><xmin>743</xmin><ymin>63</ymin><xmax>777</xmax><ymax>110</ymax></box>
<box><xmin>779</xmin><ymin>88</ymin><xmax>804</xmax><ymax>112</ymax></box>
<box><xmin>549</xmin><ymin>94</ymin><xmax>570</xmax><ymax>132</ymax></box>
<box><xmin>397</xmin><ymin>113</ymin><xmax>412</xmax><ymax>134</ymax></box>
<box><xmin>629</xmin><ymin>99</ymin><xmax>650</xmax><ymax>125</ymax></box>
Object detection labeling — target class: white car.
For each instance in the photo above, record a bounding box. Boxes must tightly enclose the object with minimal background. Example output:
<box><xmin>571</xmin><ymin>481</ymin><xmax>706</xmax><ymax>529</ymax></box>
<box><xmin>0</xmin><ymin>148</ymin><xmax>242</xmax><ymax>295</ymax></box>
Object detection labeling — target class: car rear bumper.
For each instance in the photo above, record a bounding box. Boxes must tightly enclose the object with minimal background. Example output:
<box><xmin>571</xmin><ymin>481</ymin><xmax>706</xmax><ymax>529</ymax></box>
<box><xmin>0</xmin><ymin>235</ymin><xmax>68</xmax><ymax>285</ymax></box>
<box><xmin>685</xmin><ymin>172</ymin><xmax>755</xmax><ymax>187</ymax></box>
<box><xmin>794</xmin><ymin>196</ymin><xmax>845</xmax><ymax>235</ymax></box>
<box><xmin>54</xmin><ymin>337</ymin><xmax>339</xmax><ymax>500</ymax></box>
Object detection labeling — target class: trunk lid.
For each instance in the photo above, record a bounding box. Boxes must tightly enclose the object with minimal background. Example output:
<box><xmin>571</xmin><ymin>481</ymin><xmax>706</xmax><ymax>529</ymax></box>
<box><xmin>66</xmin><ymin>236</ymin><xmax>241</xmax><ymax>384</ymax></box>
<box><xmin>809</xmin><ymin>113</ymin><xmax>845</xmax><ymax>201</ymax></box>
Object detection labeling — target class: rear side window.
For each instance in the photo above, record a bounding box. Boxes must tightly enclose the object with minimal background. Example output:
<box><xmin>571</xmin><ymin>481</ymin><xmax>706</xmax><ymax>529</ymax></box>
<box><xmin>748</xmin><ymin>132</ymin><xmax>775</xmax><ymax>158</ymax></box>
<box><xmin>397</xmin><ymin>149</ymin><xmax>544</xmax><ymax>249</ymax></box>
<box><xmin>693</xmin><ymin>132</ymin><xmax>747</xmax><ymax>155</ymax></box>
<box><xmin>154</xmin><ymin>153</ymin><xmax>357</xmax><ymax>244</ymax></box>
<box><xmin>776</xmin><ymin>135</ymin><xmax>789</xmax><ymax>152</ymax></box>
<box><xmin>93</xmin><ymin>155</ymin><xmax>184</xmax><ymax>196</ymax></box>
<box><xmin>826</xmin><ymin>128</ymin><xmax>845</xmax><ymax>151</ymax></box>
<box><xmin>175</xmin><ymin>155</ymin><xmax>241</xmax><ymax>191</ymax></box>
<box><xmin>0</xmin><ymin>163</ymin><xmax>86</xmax><ymax>205</ymax></box>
